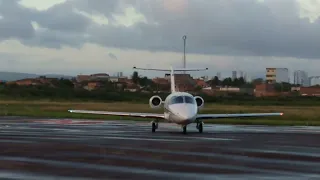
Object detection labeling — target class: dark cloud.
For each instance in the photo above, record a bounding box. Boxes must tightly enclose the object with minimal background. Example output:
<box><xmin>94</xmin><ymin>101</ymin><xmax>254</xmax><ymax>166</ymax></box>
<box><xmin>0</xmin><ymin>18</ymin><xmax>34</xmax><ymax>40</ymax></box>
<box><xmin>35</xmin><ymin>2</ymin><xmax>93</xmax><ymax>33</ymax></box>
<box><xmin>0</xmin><ymin>0</ymin><xmax>320</xmax><ymax>59</ymax></box>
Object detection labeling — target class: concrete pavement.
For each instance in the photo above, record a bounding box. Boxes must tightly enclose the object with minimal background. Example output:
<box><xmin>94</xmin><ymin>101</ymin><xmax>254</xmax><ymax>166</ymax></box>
<box><xmin>0</xmin><ymin>117</ymin><xmax>320</xmax><ymax>180</ymax></box>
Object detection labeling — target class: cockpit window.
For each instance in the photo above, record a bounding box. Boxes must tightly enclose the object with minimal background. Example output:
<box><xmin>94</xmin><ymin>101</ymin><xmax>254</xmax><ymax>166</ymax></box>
<box><xmin>170</xmin><ymin>96</ymin><xmax>184</xmax><ymax>104</ymax></box>
<box><xmin>184</xmin><ymin>96</ymin><xmax>195</xmax><ymax>104</ymax></box>
<box><xmin>169</xmin><ymin>95</ymin><xmax>195</xmax><ymax>104</ymax></box>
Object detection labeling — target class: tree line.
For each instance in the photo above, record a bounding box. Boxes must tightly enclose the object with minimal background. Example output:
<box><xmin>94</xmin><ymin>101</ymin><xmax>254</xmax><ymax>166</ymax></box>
<box><xmin>0</xmin><ymin>78</ymin><xmax>319</xmax><ymax>106</ymax></box>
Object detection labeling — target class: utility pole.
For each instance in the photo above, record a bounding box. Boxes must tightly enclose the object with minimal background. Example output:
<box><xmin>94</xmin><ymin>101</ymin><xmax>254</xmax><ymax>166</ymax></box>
<box><xmin>183</xmin><ymin>35</ymin><xmax>187</xmax><ymax>74</ymax></box>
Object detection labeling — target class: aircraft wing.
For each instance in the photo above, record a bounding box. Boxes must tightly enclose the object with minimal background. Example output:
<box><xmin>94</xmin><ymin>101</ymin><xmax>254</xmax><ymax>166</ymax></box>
<box><xmin>196</xmin><ymin>112</ymin><xmax>283</xmax><ymax>120</ymax></box>
<box><xmin>68</xmin><ymin>110</ymin><xmax>165</xmax><ymax>118</ymax></box>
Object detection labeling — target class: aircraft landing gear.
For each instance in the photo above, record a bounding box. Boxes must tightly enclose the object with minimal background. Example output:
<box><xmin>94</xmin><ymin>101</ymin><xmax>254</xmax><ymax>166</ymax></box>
<box><xmin>182</xmin><ymin>125</ymin><xmax>187</xmax><ymax>134</ymax></box>
<box><xmin>196</xmin><ymin>121</ymin><xmax>203</xmax><ymax>133</ymax></box>
<box><xmin>151</xmin><ymin>120</ymin><xmax>158</xmax><ymax>133</ymax></box>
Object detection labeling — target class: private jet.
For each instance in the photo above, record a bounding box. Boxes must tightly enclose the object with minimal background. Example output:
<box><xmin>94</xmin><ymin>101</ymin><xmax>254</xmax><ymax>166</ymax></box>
<box><xmin>68</xmin><ymin>66</ymin><xmax>283</xmax><ymax>134</ymax></box>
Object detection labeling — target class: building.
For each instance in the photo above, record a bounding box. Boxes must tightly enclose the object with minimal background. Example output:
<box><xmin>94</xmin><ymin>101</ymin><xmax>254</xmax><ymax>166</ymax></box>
<box><xmin>254</xmin><ymin>83</ymin><xmax>278</xmax><ymax>97</ymax></box>
<box><xmin>291</xmin><ymin>86</ymin><xmax>320</xmax><ymax>96</ymax></box>
<box><xmin>195</xmin><ymin>79</ymin><xmax>208</xmax><ymax>88</ymax></box>
<box><xmin>266</xmin><ymin>68</ymin><xmax>289</xmax><ymax>84</ymax></box>
<box><xmin>232</xmin><ymin>71</ymin><xmax>237</xmax><ymax>80</ymax></box>
<box><xmin>300</xmin><ymin>87</ymin><xmax>320</xmax><ymax>96</ymax></box>
<box><xmin>109</xmin><ymin>75</ymin><xmax>127</xmax><ymax>82</ymax></box>
<box><xmin>216</xmin><ymin>72</ymin><xmax>221</xmax><ymax>80</ymax></box>
<box><xmin>309</xmin><ymin>76</ymin><xmax>320</xmax><ymax>86</ymax></box>
<box><xmin>293</xmin><ymin>70</ymin><xmax>309</xmax><ymax>86</ymax></box>
<box><xmin>239</xmin><ymin>71</ymin><xmax>244</xmax><ymax>78</ymax></box>
<box><xmin>243</xmin><ymin>72</ymin><xmax>248</xmax><ymax>82</ymax></box>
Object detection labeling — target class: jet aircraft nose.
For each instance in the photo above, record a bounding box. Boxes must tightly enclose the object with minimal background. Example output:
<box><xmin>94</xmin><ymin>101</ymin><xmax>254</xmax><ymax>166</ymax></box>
<box><xmin>179</xmin><ymin>109</ymin><xmax>196</xmax><ymax>120</ymax></box>
<box><xmin>169</xmin><ymin>104</ymin><xmax>197</xmax><ymax>121</ymax></box>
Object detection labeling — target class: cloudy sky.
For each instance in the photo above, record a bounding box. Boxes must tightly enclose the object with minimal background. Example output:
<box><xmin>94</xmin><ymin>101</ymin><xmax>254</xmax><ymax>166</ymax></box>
<box><xmin>0</xmin><ymin>0</ymin><xmax>320</xmax><ymax>79</ymax></box>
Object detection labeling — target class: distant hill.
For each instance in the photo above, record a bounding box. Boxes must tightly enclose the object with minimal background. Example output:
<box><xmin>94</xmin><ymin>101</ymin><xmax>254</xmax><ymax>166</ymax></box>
<box><xmin>0</xmin><ymin>72</ymin><xmax>74</xmax><ymax>81</ymax></box>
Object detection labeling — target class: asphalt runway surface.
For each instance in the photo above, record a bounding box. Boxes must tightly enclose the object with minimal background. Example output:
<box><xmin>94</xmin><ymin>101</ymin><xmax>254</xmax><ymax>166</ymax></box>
<box><xmin>0</xmin><ymin>117</ymin><xmax>320</xmax><ymax>180</ymax></box>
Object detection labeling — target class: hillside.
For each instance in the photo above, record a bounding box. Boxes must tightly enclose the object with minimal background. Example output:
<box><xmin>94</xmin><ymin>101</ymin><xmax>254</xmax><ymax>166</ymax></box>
<box><xmin>0</xmin><ymin>72</ymin><xmax>74</xmax><ymax>81</ymax></box>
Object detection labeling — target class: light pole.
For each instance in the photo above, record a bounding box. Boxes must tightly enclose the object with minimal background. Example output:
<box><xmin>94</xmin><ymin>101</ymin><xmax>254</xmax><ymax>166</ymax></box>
<box><xmin>183</xmin><ymin>35</ymin><xmax>187</xmax><ymax>74</ymax></box>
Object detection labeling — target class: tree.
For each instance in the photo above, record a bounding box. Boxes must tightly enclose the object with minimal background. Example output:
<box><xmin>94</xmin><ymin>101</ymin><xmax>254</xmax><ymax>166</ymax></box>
<box><xmin>222</xmin><ymin>77</ymin><xmax>233</xmax><ymax>86</ymax></box>
<box><xmin>238</xmin><ymin>77</ymin><xmax>245</xmax><ymax>85</ymax></box>
<box><xmin>139</xmin><ymin>76</ymin><xmax>152</xmax><ymax>86</ymax></box>
<box><xmin>194</xmin><ymin>85</ymin><xmax>202</xmax><ymax>92</ymax></box>
<box><xmin>252</xmin><ymin>78</ymin><xmax>263</xmax><ymax>85</ymax></box>
<box><xmin>210</xmin><ymin>76</ymin><xmax>220</xmax><ymax>86</ymax></box>
<box><xmin>274</xmin><ymin>82</ymin><xmax>292</xmax><ymax>92</ymax></box>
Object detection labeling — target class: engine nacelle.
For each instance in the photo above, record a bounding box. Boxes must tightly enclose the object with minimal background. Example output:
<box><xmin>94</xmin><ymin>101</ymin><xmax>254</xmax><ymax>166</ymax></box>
<box><xmin>149</xmin><ymin>95</ymin><xmax>163</xmax><ymax>109</ymax></box>
<box><xmin>194</xmin><ymin>96</ymin><xmax>204</xmax><ymax>109</ymax></box>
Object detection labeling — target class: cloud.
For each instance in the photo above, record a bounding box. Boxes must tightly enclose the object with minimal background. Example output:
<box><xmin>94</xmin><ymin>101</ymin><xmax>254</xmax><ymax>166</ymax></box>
<box><xmin>108</xmin><ymin>52</ymin><xmax>118</xmax><ymax>60</ymax></box>
<box><xmin>0</xmin><ymin>0</ymin><xmax>320</xmax><ymax>59</ymax></box>
<box><xmin>1</xmin><ymin>0</ymin><xmax>320</xmax><ymax>80</ymax></box>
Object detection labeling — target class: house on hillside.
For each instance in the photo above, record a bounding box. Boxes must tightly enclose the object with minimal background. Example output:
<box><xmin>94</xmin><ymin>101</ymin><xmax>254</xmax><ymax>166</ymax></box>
<box><xmin>6</xmin><ymin>76</ymin><xmax>58</xmax><ymax>86</ymax></box>
<box><xmin>76</xmin><ymin>73</ymin><xmax>109</xmax><ymax>83</ymax></box>
<box><xmin>152</xmin><ymin>77</ymin><xmax>170</xmax><ymax>91</ymax></box>
<box><xmin>195</xmin><ymin>79</ymin><xmax>209</xmax><ymax>88</ymax></box>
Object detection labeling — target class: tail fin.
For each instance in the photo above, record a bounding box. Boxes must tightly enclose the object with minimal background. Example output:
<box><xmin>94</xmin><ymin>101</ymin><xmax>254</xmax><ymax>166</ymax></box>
<box><xmin>170</xmin><ymin>66</ymin><xmax>175</xmax><ymax>92</ymax></box>
<box><xmin>133</xmin><ymin>66</ymin><xmax>208</xmax><ymax>93</ymax></box>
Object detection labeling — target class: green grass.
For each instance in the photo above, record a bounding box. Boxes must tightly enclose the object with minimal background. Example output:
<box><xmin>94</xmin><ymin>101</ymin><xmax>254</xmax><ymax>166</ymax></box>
<box><xmin>0</xmin><ymin>100</ymin><xmax>320</xmax><ymax>126</ymax></box>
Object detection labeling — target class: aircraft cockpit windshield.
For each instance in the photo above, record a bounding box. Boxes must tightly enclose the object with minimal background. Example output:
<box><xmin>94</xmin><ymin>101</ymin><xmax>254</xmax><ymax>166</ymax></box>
<box><xmin>170</xmin><ymin>95</ymin><xmax>195</xmax><ymax>104</ymax></box>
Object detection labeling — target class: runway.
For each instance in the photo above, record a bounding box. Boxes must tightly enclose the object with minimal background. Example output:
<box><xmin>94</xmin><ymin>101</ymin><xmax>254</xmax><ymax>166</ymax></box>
<box><xmin>0</xmin><ymin>117</ymin><xmax>320</xmax><ymax>180</ymax></box>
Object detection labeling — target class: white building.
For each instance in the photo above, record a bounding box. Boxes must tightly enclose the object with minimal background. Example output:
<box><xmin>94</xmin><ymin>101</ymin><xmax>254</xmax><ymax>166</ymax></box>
<box><xmin>239</xmin><ymin>71</ymin><xmax>245</xmax><ymax>78</ymax></box>
<box><xmin>216</xmin><ymin>72</ymin><xmax>221</xmax><ymax>80</ymax></box>
<box><xmin>293</xmin><ymin>70</ymin><xmax>309</xmax><ymax>86</ymax></box>
<box><xmin>232</xmin><ymin>71</ymin><xmax>237</xmax><ymax>80</ymax></box>
<box><xmin>266</xmin><ymin>68</ymin><xmax>289</xmax><ymax>83</ymax></box>
<box><xmin>310</xmin><ymin>76</ymin><xmax>320</xmax><ymax>86</ymax></box>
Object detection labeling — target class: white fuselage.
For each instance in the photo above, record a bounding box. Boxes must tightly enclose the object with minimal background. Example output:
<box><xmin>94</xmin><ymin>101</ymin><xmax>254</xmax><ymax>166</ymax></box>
<box><xmin>162</xmin><ymin>92</ymin><xmax>198</xmax><ymax>125</ymax></box>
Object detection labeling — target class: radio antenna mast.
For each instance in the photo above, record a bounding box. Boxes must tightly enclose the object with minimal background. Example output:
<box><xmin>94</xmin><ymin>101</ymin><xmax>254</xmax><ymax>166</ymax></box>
<box><xmin>182</xmin><ymin>35</ymin><xmax>187</xmax><ymax>74</ymax></box>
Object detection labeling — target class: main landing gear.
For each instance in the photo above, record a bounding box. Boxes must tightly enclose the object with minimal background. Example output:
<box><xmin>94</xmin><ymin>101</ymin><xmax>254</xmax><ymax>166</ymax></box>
<box><xmin>151</xmin><ymin>120</ymin><xmax>158</xmax><ymax>133</ymax></box>
<box><xmin>196</xmin><ymin>120</ymin><xmax>203</xmax><ymax>133</ymax></box>
<box><xmin>182</xmin><ymin>126</ymin><xmax>187</xmax><ymax>134</ymax></box>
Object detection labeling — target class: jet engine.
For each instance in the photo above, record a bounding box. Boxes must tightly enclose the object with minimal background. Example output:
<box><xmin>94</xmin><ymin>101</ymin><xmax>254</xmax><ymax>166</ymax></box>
<box><xmin>149</xmin><ymin>95</ymin><xmax>163</xmax><ymax>109</ymax></box>
<box><xmin>194</xmin><ymin>96</ymin><xmax>204</xmax><ymax>109</ymax></box>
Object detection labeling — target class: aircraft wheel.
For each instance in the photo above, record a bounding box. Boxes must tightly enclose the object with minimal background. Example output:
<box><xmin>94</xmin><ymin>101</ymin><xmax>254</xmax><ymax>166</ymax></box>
<box><xmin>183</xmin><ymin>126</ymin><xmax>187</xmax><ymax>134</ymax></box>
<box><xmin>152</xmin><ymin>122</ymin><xmax>156</xmax><ymax>132</ymax></box>
<box><xmin>198</xmin><ymin>122</ymin><xmax>203</xmax><ymax>133</ymax></box>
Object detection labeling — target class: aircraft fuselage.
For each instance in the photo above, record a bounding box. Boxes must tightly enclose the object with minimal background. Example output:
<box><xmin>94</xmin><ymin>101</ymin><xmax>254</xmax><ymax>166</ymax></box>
<box><xmin>162</xmin><ymin>92</ymin><xmax>199</xmax><ymax>125</ymax></box>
